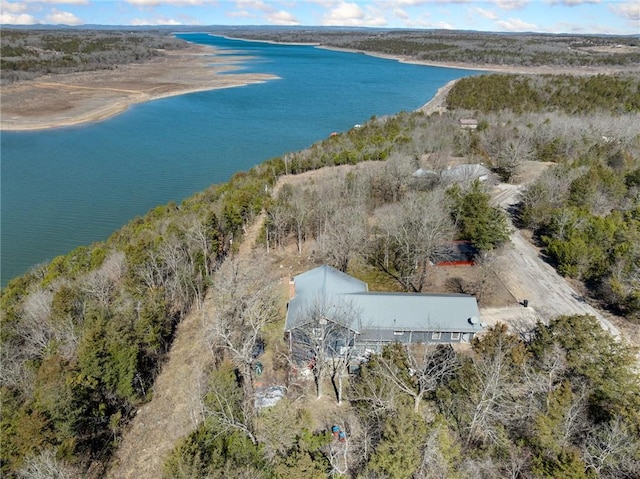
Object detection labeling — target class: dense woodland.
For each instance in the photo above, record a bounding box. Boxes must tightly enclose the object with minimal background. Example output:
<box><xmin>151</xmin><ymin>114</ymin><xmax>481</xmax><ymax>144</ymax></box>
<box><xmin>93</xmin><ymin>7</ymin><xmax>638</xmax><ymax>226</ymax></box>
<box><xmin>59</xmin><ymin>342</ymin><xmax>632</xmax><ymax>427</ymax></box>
<box><xmin>209</xmin><ymin>27</ymin><xmax>640</xmax><ymax>69</ymax></box>
<box><xmin>0</xmin><ymin>29</ymin><xmax>187</xmax><ymax>83</ymax></box>
<box><xmin>1</xmin><ymin>67</ymin><xmax>639</xmax><ymax>478</ymax></box>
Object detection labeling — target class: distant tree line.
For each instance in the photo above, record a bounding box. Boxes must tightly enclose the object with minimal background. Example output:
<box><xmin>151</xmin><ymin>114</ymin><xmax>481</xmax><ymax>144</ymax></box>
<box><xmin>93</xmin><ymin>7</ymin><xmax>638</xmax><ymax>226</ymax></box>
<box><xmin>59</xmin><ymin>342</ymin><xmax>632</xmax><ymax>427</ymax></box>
<box><xmin>210</xmin><ymin>27</ymin><xmax>640</xmax><ymax>69</ymax></box>
<box><xmin>447</xmin><ymin>74</ymin><xmax>640</xmax><ymax>115</ymax></box>
<box><xmin>0</xmin><ymin>29</ymin><xmax>188</xmax><ymax>83</ymax></box>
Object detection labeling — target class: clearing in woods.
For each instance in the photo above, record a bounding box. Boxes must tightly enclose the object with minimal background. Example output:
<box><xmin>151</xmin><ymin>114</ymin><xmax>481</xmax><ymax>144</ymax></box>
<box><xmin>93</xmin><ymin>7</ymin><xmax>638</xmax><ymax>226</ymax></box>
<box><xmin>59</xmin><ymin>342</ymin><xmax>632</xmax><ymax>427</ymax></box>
<box><xmin>107</xmin><ymin>159</ymin><xmax>633</xmax><ymax>478</ymax></box>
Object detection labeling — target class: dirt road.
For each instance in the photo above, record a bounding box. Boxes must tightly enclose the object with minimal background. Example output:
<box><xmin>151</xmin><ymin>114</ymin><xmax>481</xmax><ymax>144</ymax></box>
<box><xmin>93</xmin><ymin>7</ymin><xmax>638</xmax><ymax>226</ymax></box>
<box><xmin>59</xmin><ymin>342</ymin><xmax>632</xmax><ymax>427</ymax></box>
<box><xmin>107</xmin><ymin>178</ymin><xmax>286</xmax><ymax>478</ymax></box>
<box><xmin>480</xmin><ymin>183</ymin><xmax>621</xmax><ymax>338</ymax></box>
<box><xmin>106</xmin><ymin>298</ymin><xmax>213</xmax><ymax>478</ymax></box>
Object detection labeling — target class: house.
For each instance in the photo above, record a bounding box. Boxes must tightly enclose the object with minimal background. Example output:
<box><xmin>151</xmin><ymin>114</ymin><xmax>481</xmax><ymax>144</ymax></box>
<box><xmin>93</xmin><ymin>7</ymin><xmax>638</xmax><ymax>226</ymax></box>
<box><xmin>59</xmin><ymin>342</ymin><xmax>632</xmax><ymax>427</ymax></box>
<box><xmin>412</xmin><ymin>167</ymin><xmax>438</xmax><ymax>179</ymax></box>
<box><xmin>440</xmin><ymin>164</ymin><xmax>491</xmax><ymax>184</ymax></box>
<box><xmin>285</xmin><ymin>265</ymin><xmax>483</xmax><ymax>355</ymax></box>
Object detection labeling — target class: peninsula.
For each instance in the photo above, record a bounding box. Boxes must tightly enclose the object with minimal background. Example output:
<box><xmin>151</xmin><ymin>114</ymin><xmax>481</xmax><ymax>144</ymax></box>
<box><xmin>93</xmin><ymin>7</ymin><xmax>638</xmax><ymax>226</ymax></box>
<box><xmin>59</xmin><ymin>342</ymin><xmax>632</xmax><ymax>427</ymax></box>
<box><xmin>0</xmin><ymin>42</ymin><xmax>278</xmax><ymax>131</ymax></box>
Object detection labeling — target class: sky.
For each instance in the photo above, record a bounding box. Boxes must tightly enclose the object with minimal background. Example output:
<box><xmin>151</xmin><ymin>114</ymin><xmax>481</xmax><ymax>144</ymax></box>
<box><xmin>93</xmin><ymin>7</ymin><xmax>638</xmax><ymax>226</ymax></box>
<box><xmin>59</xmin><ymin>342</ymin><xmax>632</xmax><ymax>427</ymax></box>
<box><xmin>0</xmin><ymin>0</ymin><xmax>638</xmax><ymax>35</ymax></box>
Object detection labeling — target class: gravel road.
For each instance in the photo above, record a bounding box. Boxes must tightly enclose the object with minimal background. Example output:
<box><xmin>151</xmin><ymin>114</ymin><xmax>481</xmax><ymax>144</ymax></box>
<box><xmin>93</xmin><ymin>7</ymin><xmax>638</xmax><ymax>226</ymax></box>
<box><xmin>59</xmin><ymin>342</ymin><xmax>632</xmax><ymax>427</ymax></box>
<box><xmin>480</xmin><ymin>183</ymin><xmax>621</xmax><ymax>338</ymax></box>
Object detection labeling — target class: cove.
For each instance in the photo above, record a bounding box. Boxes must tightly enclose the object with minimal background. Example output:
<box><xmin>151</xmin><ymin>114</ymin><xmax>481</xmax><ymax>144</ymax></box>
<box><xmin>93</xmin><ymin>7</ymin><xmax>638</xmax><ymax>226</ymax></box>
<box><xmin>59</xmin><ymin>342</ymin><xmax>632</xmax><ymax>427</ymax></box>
<box><xmin>1</xmin><ymin>33</ymin><xmax>479</xmax><ymax>287</ymax></box>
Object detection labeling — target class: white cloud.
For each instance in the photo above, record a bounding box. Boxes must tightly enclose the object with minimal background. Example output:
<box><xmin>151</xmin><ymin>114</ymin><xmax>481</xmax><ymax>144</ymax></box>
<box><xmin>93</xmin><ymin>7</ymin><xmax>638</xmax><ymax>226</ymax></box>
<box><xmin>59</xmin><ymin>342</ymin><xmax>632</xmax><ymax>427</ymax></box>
<box><xmin>474</xmin><ymin>7</ymin><xmax>498</xmax><ymax>20</ymax></box>
<box><xmin>266</xmin><ymin>10</ymin><xmax>299</xmax><ymax>25</ymax></box>
<box><xmin>126</xmin><ymin>0</ymin><xmax>212</xmax><ymax>6</ymax></box>
<box><xmin>321</xmin><ymin>1</ymin><xmax>386</xmax><ymax>26</ymax></box>
<box><xmin>394</xmin><ymin>7</ymin><xmax>409</xmax><ymax>20</ymax></box>
<box><xmin>610</xmin><ymin>1</ymin><xmax>640</xmax><ymax>22</ymax></box>
<box><xmin>1</xmin><ymin>0</ymin><xmax>26</xmax><ymax>12</ymax></box>
<box><xmin>549</xmin><ymin>0</ymin><xmax>600</xmax><ymax>5</ymax></box>
<box><xmin>491</xmin><ymin>0</ymin><xmax>529</xmax><ymax>9</ymax></box>
<box><xmin>236</xmin><ymin>0</ymin><xmax>272</xmax><ymax>12</ymax></box>
<box><xmin>390</xmin><ymin>0</ymin><xmax>471</xmax><ymax>4</ymax></box>
<box><xmin>495</xmin><ymin>17</ymin><xmax>537</xmax><ymax>31</ymax></box>
<box><xmin>45</xmin><ymin>8</ymin><xmax>82</xmax><ymax>24</ymax></box>
<box><xmin>0</xmin><ymin>11</ymin><xmax>37</xmax><ymax>23</ymax></box>
<box><xmin>130</xmin><ymin>16</ymin><xmax>183</xmax><ymax>25</ymax></box>
<box><xmin>434</xmin><ymin>20</ymin><xmax>454</xmax><ymax>29</ymax></box>
<box><xmin>227</xmin><ymin>9</ymin><xmax>253</xmax><ymax>18</ymax></box>
<box><xmin>30</xmin><ymin>0</ymin><xmax>89</xmax><ymax>4</ymax></box>
<box><xmin>392</xmin><ymin>0</ymin><xmax>432</xmax><ymax>5</ymax></box>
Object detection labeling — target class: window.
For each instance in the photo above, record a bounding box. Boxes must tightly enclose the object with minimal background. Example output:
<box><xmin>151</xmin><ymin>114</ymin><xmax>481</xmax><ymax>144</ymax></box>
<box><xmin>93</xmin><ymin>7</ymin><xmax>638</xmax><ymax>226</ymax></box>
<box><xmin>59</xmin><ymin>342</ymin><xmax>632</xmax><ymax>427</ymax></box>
<box><xmin>431</xmin><ymin>332</ymin><xmax>441</xmax><ymax>340</ymax></box>
<box><xmin>451</xmin><ymin>332</ymin><xmax>461</xmax><ymax>341</ymax></box>
<box><xmin>393</xmin><ymin>331</ymin><xmax>404</xmax><ymax>336</ymax></box>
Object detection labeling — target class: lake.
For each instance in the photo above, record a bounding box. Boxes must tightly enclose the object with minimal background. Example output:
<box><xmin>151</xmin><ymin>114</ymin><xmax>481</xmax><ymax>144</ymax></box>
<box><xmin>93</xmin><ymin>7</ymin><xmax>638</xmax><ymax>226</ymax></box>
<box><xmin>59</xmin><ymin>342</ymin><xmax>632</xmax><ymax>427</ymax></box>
<box><xmin>1</xmin><ymin>33</ymin><xmax>478</xmax><ymax>287</ymax></box>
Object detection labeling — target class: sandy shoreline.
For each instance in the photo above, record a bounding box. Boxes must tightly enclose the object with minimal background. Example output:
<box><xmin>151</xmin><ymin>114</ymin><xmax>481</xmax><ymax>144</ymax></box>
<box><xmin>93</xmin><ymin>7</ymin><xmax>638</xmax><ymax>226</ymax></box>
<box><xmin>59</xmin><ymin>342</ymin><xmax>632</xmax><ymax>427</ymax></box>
<box><xmin>317</xmin><ymin>44</ymin><xmax>640</xmax><ymax>76</ymax></box>
<box><xmin>2</xmin><ymin>37</ymin><xmax>637</xmax><ymax>132</ymax></box>
<box><xmin>0</xmin><ymin>43</ymin><xmax>278</xmax><ymax>131</ymax></box>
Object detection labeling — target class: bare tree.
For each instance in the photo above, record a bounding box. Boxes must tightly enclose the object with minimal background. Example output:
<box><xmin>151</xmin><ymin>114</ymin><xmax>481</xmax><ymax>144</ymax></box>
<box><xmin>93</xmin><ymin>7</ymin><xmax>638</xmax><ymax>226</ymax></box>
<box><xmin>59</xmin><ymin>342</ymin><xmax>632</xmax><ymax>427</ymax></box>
<box><xmin>495</xmin><ymin>135</ymin><xmax>533</xmax><ymax>182</ymax></box>
<box><xmin>376</xmin><ymin>343</ymin><xmax>459</xmax><ymax>413</ymax></box>
<box><xmin>583</xmin><ymin>416</ymin><xmax>640</xmax><ymax>478</ymax></box>
<box><xmin>265</xmin><ymin>200</ymin><xmax>292</xmax><ymax>252</ymax></box>
<box><xmin>454</xmin><ymin>330</ymin><xmax>525</xmax><ymax>447</ymax></box>
<box><xmin>290</xmin><ymin>196</ymin><xmax>311</xmax><ymax>255</ymax></box>
<box><xmin>415</xmin><ymin>424</ymin><xmax>460</xmax><ymax>479</ymax></box>
<box><xmin>17</xmin><ymin>449</ymin><xmax>80</xmax><ymax>479</ymax></box>
<box><xmin>20</xmin><ymin>288</ymin><xmax>54</xmax><ymax>359</ymax></box>
<box><xmin>288</xmin><ymin>295</ymin><xmax>360</xmax><ymax>400</ymax></box>
<box><xmin>202</xmin><ymin>361</ymin><xmax>259</xmax><ymax>445</ymax></box>
<box><xmin>522</xmin><ymin>343</ymin><xmax>567</xmax><ymax>411</ymax></box>
<box><xmin>319</xmin><ymin>204</ymin><xmax>368</xmax><ymax>273</ymax></box>
<box><xmin>206</xmin><ymin>255</ymin><xmax>281</xmax><ymax>399</ymax></box>
<box><xmin>80</xmin><ymin>250</ymin><xmax>126</xmax><ymax>307</ymax></box>
<box><xmin>371</xmin><ymin>188</ymin><xmax>455</xmax><ymax>292</ymax></box>
<box><xmin>470</xmin><ymin>251</ymin><xmax>499</xmax><ymax>306</ymax></box>
<box><xmin>205</xmin><ymin>379</ymin><xmax>259</xmax><ymax>445</ymax></box>
<box><xmin>184</xmin><ymin>214</ymin><xmax>216</xmax><ymax>278</ymax></box>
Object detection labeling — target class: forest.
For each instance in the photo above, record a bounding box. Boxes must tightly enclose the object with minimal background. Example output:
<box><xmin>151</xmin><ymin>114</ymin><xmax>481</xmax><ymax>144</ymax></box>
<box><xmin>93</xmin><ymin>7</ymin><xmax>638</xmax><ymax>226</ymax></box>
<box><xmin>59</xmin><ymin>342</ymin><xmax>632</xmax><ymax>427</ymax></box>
<box><xmin>1</xmin><ymin>71</ymin><xmax>639</xmax><ymax>478</ymax></box>
<box><xmin>0</xmin><ymin>29</ymin><xmax>187</xmax><ymax>83</ymax></box>
<box><xmin>206</xmin><ymin>27</ymin><xmax>640</xmax><ymax>69</ymax></box>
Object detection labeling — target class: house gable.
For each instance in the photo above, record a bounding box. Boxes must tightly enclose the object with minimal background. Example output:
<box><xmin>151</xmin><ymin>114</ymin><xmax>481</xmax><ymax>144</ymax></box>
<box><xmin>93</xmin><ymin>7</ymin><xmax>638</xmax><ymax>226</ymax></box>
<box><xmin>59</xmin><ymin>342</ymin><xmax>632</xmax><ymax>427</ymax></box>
<box><xmin>285</xmin><ymin>265</ymin><xmax>366</xmax><ymax>333</ymax></box>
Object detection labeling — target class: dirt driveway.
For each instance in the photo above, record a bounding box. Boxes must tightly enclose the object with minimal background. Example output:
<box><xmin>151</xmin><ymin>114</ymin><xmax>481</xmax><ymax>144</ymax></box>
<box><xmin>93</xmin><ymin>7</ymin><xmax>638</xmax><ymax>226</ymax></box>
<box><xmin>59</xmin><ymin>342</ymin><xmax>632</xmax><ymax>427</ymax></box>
<box><xmin>480</xmin><ymin>183</ymin><xmax>621</xmax><ymax>338</ymax></box>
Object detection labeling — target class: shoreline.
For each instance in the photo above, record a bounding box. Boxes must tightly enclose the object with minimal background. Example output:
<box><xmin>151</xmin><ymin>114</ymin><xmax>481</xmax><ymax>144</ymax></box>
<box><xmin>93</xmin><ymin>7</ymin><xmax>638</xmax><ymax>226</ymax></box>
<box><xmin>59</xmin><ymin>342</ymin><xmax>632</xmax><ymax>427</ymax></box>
<box><xmin>219</xmin><ymin>36</ymin><xmax>640</xmax><ymax>76</ymax></box>
<box><xmin>0</xmin><ymin>43</ymin><xmax>279</xmax><ymax>132</ymax></box>
<box><xmin>417</xmin><ymin>79</ymin><xmax>458</xmax><ymax>115</ymax></box>
<box><xmin>3</xmin><ymin>36</ymin><xmax>637</xmax><ymax>132</ymax></box>
<box><xmin>316</xmin><ymin>44</ymin><xmax>640</xmax><ymax>76</ymax></box>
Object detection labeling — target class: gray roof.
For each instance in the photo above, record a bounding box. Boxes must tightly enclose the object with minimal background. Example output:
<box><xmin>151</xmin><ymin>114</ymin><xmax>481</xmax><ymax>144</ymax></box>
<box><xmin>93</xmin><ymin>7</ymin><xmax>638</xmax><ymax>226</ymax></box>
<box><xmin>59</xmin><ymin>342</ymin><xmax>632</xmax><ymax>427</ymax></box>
<box><xmin>441</xmin><ymin>164</ymin><xmax>491</xmax><ymax>183</ymax></box>
<box><xmin>285</xmin><ymin>265</ymin><xmax>481</xmax><ymax>335</ymax></box>
<box><xmin>412</xmin><ymin>168</ymin><xmax>437</xmax><ymax>178</ymax></box>
<box><xmin>346</xmin><ymin>292</ymin><xmax>481</xmax><ymax>334</ymax></box>
<box><xmin>285</xmin><ymin>265</ymin><xmax>367</xmax><ymax>332</ymax></box>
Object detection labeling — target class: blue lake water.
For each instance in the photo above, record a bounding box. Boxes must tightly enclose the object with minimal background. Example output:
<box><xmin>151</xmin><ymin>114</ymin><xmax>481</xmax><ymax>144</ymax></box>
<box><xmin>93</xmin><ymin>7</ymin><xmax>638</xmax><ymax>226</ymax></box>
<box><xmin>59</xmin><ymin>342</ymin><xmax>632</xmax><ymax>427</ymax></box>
<box><xmin>1</xmin><ymin>33</ymin><xmax>479</xmax><ymax>287</ymax></box>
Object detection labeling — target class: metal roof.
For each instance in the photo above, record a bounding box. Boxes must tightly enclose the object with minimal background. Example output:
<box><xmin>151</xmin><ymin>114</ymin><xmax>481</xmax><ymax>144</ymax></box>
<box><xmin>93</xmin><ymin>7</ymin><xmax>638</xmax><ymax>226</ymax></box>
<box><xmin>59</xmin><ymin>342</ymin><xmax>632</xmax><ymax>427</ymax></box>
<box><xmin>441</xmin><ymin>164</ymin><xmax>491</xmax><ymax>183</ymax></box>
<box><xmin>285</xmin><ymin>265</ymin><xmax>367</xmax><ymax>331</ymax></box>
<box><xmin>345</xmin><ymin>291</ymin><xmax>481</xmax><ymax>333</ymax></box>
<box><xmin>285</xmin><ymin>265</ymin><xmax>481</xmax><ymax>334</ymax></box>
